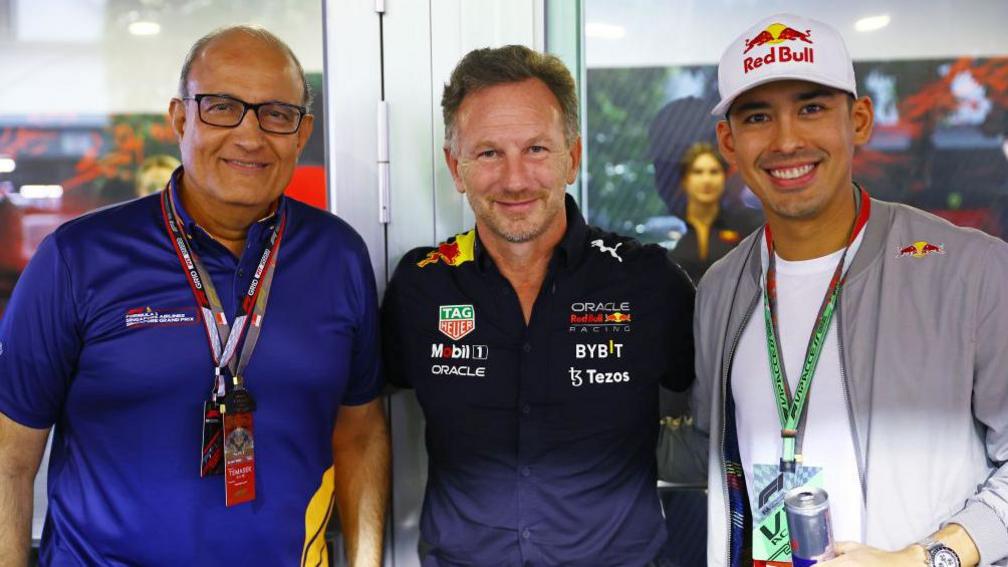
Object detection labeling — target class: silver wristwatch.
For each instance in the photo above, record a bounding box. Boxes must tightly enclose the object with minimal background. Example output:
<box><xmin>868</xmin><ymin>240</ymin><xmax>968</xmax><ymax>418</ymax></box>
<box><xmin>919</xmin><ymin>536</ymin><xmax>961</xmax><ymax>567</ymax></box>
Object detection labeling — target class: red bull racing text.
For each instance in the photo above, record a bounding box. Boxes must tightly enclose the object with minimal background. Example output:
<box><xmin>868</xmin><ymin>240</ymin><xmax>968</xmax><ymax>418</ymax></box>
<box><xmin>743</xmin><ymin>23</ymin><xmax>815</xmax><ymax>74</ymax></box>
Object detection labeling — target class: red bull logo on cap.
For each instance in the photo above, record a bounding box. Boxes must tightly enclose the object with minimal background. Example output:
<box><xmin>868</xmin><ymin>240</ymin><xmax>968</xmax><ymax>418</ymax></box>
<box><xmin>897</xmin><ymin>241</ymin><xmax>945</xmax><ymax>259</ymax></box>
<box><xmin>743</xmin><ymin>22</ymin><xmax>814</xmax><ymax>74</ymax></box>
<box><xmin>417</xmin><ymin>230</ymin><xmax>476</xmax><ymax>268</ymax></box>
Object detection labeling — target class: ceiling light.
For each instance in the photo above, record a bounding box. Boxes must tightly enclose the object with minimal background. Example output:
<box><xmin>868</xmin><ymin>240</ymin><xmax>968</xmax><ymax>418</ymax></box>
<box><xmin>19</xmin><ymin>185</ymin><xmax>64</xmax><ymax>199</ymax></box>
<box><xmin>855</xmin><ymin>15</ymin><xmax>890</xmax><ymax>33</ymax></box>
<box><xmin>128</xmin><ymin>21</ymin><xmax>161</xmax><ymax>36</ymax></box>
<box><xmin>585</xmin><ymin>22</ymin><xmax>625</xmax><ymax>40</ymax></box>
<box><xmin>0</xmin><ymin>157</ymin><xmax>14</xmax><ymax>173</ymax></box>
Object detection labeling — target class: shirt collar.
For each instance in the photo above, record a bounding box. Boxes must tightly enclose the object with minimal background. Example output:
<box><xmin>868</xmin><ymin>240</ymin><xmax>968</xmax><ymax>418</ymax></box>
<box><xmin>472</xmin><ymin>192</ymin><xmax>588</xmax><ymax>273</ymax></box>
<box><xmin>167</xmin><ymin>165</ymin><xmax>286</xmax><ymax>241</ymax></box>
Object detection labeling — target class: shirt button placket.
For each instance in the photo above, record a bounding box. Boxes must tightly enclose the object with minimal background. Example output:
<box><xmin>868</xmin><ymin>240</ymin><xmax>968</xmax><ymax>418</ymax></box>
<box><xmin>517</xmin><ymin>335</ymin><xmax>537</xmax><ymax>562</ymax></box>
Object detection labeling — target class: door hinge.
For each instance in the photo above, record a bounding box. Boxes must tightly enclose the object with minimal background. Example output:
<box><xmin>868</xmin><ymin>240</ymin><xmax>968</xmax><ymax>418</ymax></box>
<box><xmin>377</xmin><ymin>100</ymin><xmax>390</xmax><ymax>224</ymax></box>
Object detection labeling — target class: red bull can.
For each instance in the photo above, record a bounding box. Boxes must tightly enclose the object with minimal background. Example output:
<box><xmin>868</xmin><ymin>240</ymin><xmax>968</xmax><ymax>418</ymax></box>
<box><xmin>784</xmin><ymin>487</ymin><xmax>835</xmax><ymax>566</ymax></box>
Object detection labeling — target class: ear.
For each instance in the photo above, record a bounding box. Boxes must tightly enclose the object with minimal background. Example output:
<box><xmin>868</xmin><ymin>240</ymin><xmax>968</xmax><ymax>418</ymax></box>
<box><xmin>715</xmin><ymin>120</ymin><xmax>737</xmax><ymax>169</ymax></box>
<box><xmin>564</xmin><ymin>136</ymin><xmax>583</xmax><ymax>185</ymax></box>
<box><xmin>295</xmin><ymin>114</ymin><xmax>315</xmax><ymax>157</ymax></box>
<box><xmin>443</xmin><ymin>146</ymin><xmax>466</xmax><ymax>194</ymax></box>
<box><xmin>850</xmin><ymin>96</ymin><xmax>874</xmax><ymax>146</ymax></box>
<box><xmin>169</xmin><ymin>98</ymin><xmax>187</xmax><ymax>143</ymax></box>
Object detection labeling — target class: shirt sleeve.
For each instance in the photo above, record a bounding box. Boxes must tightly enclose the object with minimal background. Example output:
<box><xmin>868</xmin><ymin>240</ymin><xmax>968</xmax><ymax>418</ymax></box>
<box><xmin>379</xmin><ymin>255</ymin><xmax>413</xmax><ymax>389</ymax></box>
<box><xmin>340</xmin><ymin>241</ymin><xmax>384</xmax><ymax>406</ymax></box>
<box><xmin>946</xmin><ymin>238</ymin><xmax>1008</xmax><ymax>564</ymax></box>
<box><xmin>0</xmin><ymin>233</ymin><xmax>80</xmax><ymax>428</ymax></box>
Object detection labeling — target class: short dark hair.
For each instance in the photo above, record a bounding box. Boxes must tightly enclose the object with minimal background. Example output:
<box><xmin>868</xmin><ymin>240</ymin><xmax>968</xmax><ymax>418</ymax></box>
<box><xmin>178</xmin><ymin>25</ymin><xmax>312</xmax><ymax>108</ymax></box>
<box><xmin>679</xmin><ymin>142</ymin><xmax>726</xmax><ymax>180</ymax></box>
<box><xmin>441</xmin><ymin>45</ymin><xmax>579</xmax><ymax>154</ymax></box>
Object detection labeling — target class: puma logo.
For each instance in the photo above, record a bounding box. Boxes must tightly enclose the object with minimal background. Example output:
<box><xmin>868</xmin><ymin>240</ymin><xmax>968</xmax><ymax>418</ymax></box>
<box><xmin>590</xmin><ymin>239</ymin><xmax>623</xmax><ymax>262</ymax></box>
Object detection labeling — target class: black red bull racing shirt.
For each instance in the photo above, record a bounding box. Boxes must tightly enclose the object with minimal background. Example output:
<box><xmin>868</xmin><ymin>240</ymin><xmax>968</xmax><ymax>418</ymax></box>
<box><xmin>381</xmin><ymin>195</ymin><xmax>695</xmax><ymax>566</ymax></box>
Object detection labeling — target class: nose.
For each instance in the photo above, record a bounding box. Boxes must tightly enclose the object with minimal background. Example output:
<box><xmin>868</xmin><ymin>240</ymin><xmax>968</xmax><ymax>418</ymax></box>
<box><xmin>500</xmin><ymin>153</ymin><xmax>534</xmax><ymax>192</ymax></box>
<box><xmin>231</xmin><ymin>107</ymin><xmax>267</xmax><ymax>151</ymax></box>
<box><xmin>768</xmin><ymin>114</ymin><xmax>804</xmax><ymax>155</ymax></box>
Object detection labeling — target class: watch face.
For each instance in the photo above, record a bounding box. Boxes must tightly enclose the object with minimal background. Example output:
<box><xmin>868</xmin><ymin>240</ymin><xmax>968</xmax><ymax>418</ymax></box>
<box><xmin>932</xmin><ymin>548</ymin><xmax>961</xmax><ymax>567</ymax></box>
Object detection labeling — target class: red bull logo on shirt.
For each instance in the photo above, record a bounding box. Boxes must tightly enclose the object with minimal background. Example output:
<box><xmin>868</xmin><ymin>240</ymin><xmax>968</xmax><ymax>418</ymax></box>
<box><xmin>417</xmin><ymin>230</ymin><xmax>476</xmax><ymax>268</ymax></box>
<box><xmin>743</xmin><ymin>22</ymin><xmax>814</xmax><ymax>74</ymax></box>
<box><xmin>897</xmin><ymin>241</ymin><xmax>945</xmax><ymax>259</ymax></box>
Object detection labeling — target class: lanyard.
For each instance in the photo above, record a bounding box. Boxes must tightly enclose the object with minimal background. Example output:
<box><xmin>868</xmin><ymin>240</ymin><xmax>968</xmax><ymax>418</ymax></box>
<box><xmin>159</xmin><ymin>187</ymin><xmax>286</xmax><ymax>392</ymax></box>
<box><xmin>761</xmin><ymin>188</ymin><xmax>870</xmax><ymax>473</ymax></box>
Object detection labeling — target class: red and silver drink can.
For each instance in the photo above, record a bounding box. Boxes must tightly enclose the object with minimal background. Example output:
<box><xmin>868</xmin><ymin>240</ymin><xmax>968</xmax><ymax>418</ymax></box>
<box><xmin>784</xmin><ymin>487</ymin><xmax>835</xmax><ymax>566</ymax></box>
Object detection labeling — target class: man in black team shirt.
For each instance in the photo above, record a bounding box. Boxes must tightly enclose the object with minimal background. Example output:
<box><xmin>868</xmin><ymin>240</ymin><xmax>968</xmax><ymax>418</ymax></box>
<box><xmin>381</xmin><ymin>45</ymin><xmax>696</xmax><ymax>566</ymax></box>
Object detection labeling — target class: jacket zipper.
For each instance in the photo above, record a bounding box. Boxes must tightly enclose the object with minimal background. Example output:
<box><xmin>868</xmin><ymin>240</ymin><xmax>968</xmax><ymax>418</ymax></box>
<box><xmin>721</xmin><ymin>290</ymin><xmax>761</xmax><ymax>567</ymax></box>
<box><xmin>835</xmin><ymin>293</ymin><xmax>868</xmax><ymax>500</ymax></box>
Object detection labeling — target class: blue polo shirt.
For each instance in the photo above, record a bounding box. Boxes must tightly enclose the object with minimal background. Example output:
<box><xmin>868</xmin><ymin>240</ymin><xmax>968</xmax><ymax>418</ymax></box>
<box><xmin>0</xmin><ymin>175</ymin><xmax>382</xmax><ymax>566</ymax></box>
<box><xmin>382</xmin><ymin>195</ymin><xmax>695</xmax><ymax>566</ymax></box>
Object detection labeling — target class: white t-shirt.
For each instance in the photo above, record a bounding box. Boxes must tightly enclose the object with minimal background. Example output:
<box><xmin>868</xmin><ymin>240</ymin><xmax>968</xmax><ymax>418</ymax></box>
<box><xmin>731</xmin><ymin>246</ymin><xmax>864</xmax><ymax>544</ymax></box>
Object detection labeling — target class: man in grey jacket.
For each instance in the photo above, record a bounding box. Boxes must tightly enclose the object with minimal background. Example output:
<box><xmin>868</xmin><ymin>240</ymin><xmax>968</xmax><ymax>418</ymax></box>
<box><xmin>662</xmin><ymin>12</ymin><xmax>1008</xmax><ymax>567</ymax></box>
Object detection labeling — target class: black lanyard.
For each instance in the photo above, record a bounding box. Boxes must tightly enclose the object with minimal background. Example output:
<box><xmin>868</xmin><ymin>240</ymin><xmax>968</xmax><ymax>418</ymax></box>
<box><xmin>761</xmin><ymin>188</ymin><xmax>870</xmax><ymax>473</ymax></box>
<box><xmin>159</xmin><ymin>187</ymin><xmax>285</xmax><ymax>395</ymax></box>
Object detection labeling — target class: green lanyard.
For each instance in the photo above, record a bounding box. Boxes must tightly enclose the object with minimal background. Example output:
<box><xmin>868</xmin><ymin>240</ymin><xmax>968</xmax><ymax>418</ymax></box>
<box><xmin>761</xmin><ymin>189</ymin><xmax>871</xmax><ymax>473</ymax></box>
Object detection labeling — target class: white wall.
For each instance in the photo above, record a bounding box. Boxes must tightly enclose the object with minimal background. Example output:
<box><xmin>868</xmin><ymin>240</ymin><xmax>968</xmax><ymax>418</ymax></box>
<box><xmin>0</xmin><ymin>0</ymin><xmax>324</xmax><ymax>116</ymax></box>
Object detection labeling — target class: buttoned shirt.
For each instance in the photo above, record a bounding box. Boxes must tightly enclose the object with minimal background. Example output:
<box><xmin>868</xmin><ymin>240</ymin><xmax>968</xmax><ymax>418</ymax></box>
<box><xmin>382</xmin><ymin>195</ymin><xmax>695</xmax><ymax>566</ymax></box>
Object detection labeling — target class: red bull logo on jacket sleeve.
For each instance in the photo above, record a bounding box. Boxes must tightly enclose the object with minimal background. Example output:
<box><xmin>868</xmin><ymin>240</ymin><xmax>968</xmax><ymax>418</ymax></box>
<box><xmin>896</xmin><ymin>241</ymin><xmax>945</xmax><ymax>258</ymax></box>
<box><xmin>743</xmin><ymin>23</ymin><xmax>814</xmax><ymax>73</ymax></box>
<box><xmin>417</xmin><ymin>230</ymin><xmax>477</xmax><ymax>268</ymax></box>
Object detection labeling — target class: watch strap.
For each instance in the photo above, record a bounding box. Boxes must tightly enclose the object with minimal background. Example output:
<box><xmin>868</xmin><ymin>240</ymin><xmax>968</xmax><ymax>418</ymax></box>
<box><xmin>917</xmin><ymin>536</ymin><xmax>961</xmax><ymax>567</ymax></box>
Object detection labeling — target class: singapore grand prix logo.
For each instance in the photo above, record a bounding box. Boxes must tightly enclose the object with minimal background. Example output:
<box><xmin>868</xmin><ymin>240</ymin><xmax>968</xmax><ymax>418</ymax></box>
<box><xmin>742</xmin><ymin>22</ymin><xmax>814</xmax><ymax>73</ymax></box>
<box><xmin>124</xmin><ymin>306</ymin><xmax>197</xmax><ymax>328</ymax></box>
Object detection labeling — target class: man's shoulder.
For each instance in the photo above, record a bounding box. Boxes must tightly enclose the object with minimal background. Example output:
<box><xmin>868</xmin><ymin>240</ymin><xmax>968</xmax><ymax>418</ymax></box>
<box><xmin>391</xmin><ymin>229</ymin><xmax>479</xmax><ymax>282</ymax></box>
<box><xmin>286</xmin><ymin>198</ymin><xmax>368</xmax><ymax>251</ymax></box>
<box><xmin>582</xmin><ymin>225</ymin><xmax>673</xmax><ymax>267</ymax></box>
<box><xmin>51</xmin><ymin>194</ymin><xmax>161</xmax><ymax>251</ymax></box>
<box><xmin>881</xmin><ymin>199</ymin><xmax>1007</xmax><ymax>259</ymax></box>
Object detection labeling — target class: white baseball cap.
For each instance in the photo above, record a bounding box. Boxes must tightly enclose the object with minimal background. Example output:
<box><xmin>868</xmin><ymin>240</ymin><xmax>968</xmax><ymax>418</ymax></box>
<box><xmin>711</xmin><ymin>13</ymin><xmax>857</xmax><ymax>116</ymax></box>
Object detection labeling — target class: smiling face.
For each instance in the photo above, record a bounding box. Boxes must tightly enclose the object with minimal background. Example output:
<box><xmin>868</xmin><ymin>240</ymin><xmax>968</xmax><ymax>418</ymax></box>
<box><xmin>682</xmin><ymin>152</ymin><xmax>726</xmax><ymax>207</ymax></box>
<box><xmin>716</xmin><ymin>80</ymin><xmax>873</xmax><ymax>225</ymax></box>
<box><xmin>444</xmin><ymin>78</ymin><xmax>581</xmax><ymax>247</ymax></box>
<box><xmin>169</xmin><ymin>31</ymin><xmax>313</xmax><ymax>217</ymax></box>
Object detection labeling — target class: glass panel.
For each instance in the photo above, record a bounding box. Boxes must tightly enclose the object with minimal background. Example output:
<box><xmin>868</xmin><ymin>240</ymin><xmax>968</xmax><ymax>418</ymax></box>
<box><xmin>0</xmin><ymin>0</ymin><xmax>326</xmax><ymax>318</ymax></box>
<box><xmin>584</xmin><ymin>0</ymin><xmax>1008</xmax><ymax>285</ymax></box>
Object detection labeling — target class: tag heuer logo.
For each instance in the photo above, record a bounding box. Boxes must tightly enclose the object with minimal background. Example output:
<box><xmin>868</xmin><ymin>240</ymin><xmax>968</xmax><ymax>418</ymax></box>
<box><xmin>438</xmin><ymin>304</ymin><xmax>475</xmax><ymax>341</ymax></box>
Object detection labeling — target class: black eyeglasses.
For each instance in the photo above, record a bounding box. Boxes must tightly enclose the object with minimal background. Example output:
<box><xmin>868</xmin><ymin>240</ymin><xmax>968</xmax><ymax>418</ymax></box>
<box><xmin>182</xmin><ymin>94</ymin><xmax>307</xmax><ymax>134</ymax></box>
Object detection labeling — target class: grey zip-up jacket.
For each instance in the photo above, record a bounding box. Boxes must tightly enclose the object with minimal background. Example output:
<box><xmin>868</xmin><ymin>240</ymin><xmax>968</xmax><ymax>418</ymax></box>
<box><xmin>660</xmin><ymin>197</ymin><xmax>1008</xmax><ymax>566</ymax></box>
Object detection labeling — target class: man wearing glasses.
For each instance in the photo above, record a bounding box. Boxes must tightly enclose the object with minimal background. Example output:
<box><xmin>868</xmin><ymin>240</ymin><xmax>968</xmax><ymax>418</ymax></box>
<box><xmin>0</xmin><ymin>26</ymin><xmax>388</xmax><ymax>566</ymax></box>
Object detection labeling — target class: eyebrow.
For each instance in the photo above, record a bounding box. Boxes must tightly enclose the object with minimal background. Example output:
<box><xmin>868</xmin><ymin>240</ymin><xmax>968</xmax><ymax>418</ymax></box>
<box><xmin>730</xmin><ymin>87</ymin><xmax>842</xmax><ymax>116</ymax></box>
<box><xmin>796</xmin><ymin>88</ymin><xmax>841</xmax><ymax>101</ymax></box>
<box><xmin>468</xmin><ymin>134</ymin><xmax>556</xmax><ymax>151</ymax></box>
